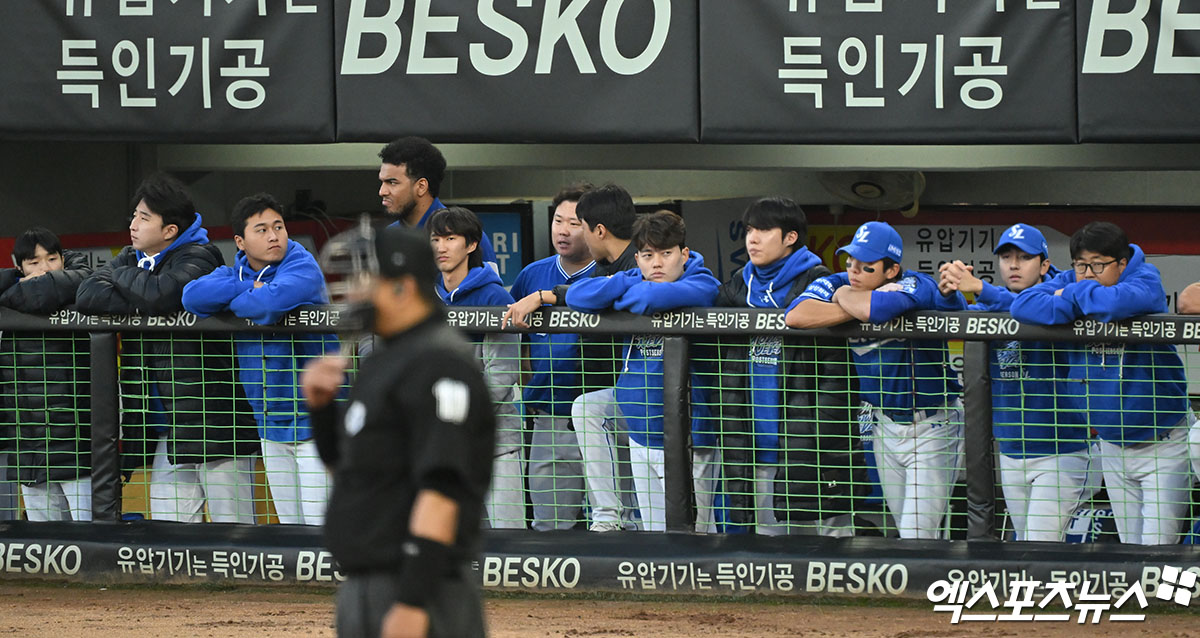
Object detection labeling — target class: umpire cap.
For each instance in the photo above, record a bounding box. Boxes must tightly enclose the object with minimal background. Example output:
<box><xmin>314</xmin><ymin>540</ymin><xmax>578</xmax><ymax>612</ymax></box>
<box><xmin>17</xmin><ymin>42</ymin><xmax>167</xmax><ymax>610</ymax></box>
<box><xmin>375</xmin><ymin>224</ymin><xmax>438</xmax><ymax>287</ymax></box>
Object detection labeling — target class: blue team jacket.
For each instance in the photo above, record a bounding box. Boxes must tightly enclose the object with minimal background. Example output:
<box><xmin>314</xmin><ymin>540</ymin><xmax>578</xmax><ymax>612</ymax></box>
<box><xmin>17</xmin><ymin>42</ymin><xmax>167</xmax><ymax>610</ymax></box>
<box><xmin>791</xmin><ymin>269</ymin><xmax>964</xmax><ymax>422</ymax></box>
<box><xmin>567</xmin><ymin>251</ymin><xmax>720</xmax><ymax>448</ymax></box>
<box><xmin>510</xmin><ymin>255</ymin><xmax>596</xmax><ymax>416</ymax></box>
<box><xmin>1011</xmin><ymin>244</ymin><xmax>1189</xmax><ymax>445</ymax></box>
<box><xmin>182</xmin><ymin>240</ymin><xmax>337</xmax><ymax>442</ymax></box>
<box><xmin>435</xmin><ymin>264</ymin><xmax>513</xmax><ymax>306</ymax></box>
<box><xmin>741</xmin><ymin>246</ymin><xmax>824</xmax><ymax>464</ymax></box>
<box><xmin>957</xmin><ymin>268</ymin><xmax>1090</xmax><ymax>458</ymax></box>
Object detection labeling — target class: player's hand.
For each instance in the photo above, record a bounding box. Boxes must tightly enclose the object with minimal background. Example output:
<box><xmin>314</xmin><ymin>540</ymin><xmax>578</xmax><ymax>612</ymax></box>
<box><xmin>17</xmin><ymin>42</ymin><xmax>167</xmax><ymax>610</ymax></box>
<box><xmin>300</xmin><ymin>356</ymin><xmax>347</xmax><ymax>410</ymax></box>
<box><xmin>380</xmin><ymin>603</ymin><xmax>430</xmax><ymax>638</ymax></box>
<box><xmin>940</xmin><ymin>260</ymin><xmax>981</xmax><ymax>295</ymax></box>
<box><xmin>1054</xmin><ymin>288</ymin><xmax>1064</xmax><ymax>297</ymax></box>
<box><xmin>502</xmin><ymin>292</ymin><xmax>543</xmax><ymax>330</ymax></box>
<box><xmin>253</xmin><ymin>280</ymin><xmax>265</xmax><ymax>289</ymax></box>
<box><xmin>877</xmin><ymin>282</ymin><xmax>904</xmax><ymax>293</ymax></box>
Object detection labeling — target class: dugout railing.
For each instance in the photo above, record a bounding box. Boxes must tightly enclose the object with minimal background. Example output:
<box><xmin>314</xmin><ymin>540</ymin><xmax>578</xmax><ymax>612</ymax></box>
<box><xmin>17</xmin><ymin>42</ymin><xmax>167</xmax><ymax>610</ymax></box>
<box><xmin>2</xmin><ymin>306</ymin><xmax>1200</xmax><ymax>596</ymax></box>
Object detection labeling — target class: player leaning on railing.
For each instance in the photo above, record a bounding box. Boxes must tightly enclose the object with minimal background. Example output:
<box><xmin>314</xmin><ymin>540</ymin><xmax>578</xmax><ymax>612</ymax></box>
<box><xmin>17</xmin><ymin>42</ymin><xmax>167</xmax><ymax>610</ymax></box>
<box><xmin>939</xmin><ymin>223</ymin><xmax>1094</xmax><ymax>542</ymax></box>
<box><xmin>75</xmin><ymin>173</ymin><xmax>259</xmax><ymax>523</ymax></box>
<box><xmin>182</xmin><ymin>193</ymin><xmax>338</xmax><ymax>526</ymax></box>
<box><xmin>785</xmin><ymin>221</ymin><xmax>966</xmax><ymax>539</ymax></box>
<box><xmin>428</xmin><ymin>206</ymin><xmax>524</xmax><ymax>530</ymax></box>
<box><xmin>1011</xmin><ymin>221</ymin><xmax>1197</xmax><ymax>545</ymax></box>
<box><xmin>565</xmin><ymin>210</ymin><xmax>721</xmax><ymax>532</ymax></box>
<box><xmin>713</xmin><ymin>198</ymin><xmax>862</xmax><ymax>536</ymax></box>
<box><xmin>0</xmin><ymin>227</ymin><xmax>93</xmax><ymax>521</ymax></box>
<box><xmin>508</xmin><ymin>183</ymin><xmax>597</xmax><ymax>531</ymax></box>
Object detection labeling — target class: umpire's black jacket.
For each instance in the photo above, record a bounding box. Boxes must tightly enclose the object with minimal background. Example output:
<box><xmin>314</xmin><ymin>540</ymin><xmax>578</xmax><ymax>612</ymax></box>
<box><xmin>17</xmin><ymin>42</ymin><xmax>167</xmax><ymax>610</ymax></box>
<box><xmin>315</xmin><ymin>310</ymin><xmax>495</xmax><ymax>572</ymax></box>
<box><xmin>715</xmin><ymin>264</ymin><xmax>865</xmax><ymax>524</ymax></box>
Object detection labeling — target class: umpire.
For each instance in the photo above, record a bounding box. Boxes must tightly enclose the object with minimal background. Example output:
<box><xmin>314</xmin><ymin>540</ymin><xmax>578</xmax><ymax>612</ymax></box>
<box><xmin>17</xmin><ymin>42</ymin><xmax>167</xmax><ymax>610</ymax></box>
<box><xmin>302</xmin><ymin>225</ymin><xmax>495</xmax><ymax>638</ymax></box>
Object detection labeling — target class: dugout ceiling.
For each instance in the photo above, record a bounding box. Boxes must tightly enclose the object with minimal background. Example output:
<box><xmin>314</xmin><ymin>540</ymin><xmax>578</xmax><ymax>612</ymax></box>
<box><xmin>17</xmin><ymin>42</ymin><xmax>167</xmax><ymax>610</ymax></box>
<box><xmin>0</xmin><ymin>1</ymin><xmax>1196</xmax><ymax>144</ymax></box>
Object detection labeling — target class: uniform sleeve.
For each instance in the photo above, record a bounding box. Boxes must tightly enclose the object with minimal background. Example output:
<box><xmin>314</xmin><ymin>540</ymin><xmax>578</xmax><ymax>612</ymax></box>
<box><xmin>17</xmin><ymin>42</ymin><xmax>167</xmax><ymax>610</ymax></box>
<box><xmin>974</xmin><ymin>280</ymin><xmax>1016</xmax><ymax>312</ymax></box>
<box><xmin>792</xmin><ymin>273</ymin><xmax>846</xmax><ymax>306</ymax></box>
<box><xmin>229</xmin><ymin>257</ymin><xmax>329</xmax><ymax>325</ymax></box>
<box><xmin>867</xmin><ymin>290</ymin><xmax>918</xmax><ymax>323</ymax></box>
<box><xmin>407</xmin><ymin>356</ymin><xmax>494</xmax><ymax>500</ymax></box>
<box><xmin>509</xmin><ymin>267</ymin><xmax>532</xmax><ymax>300</ymax></box>
<box><xmin>182</xmin><ymin>267</ymin><xmax>246</xmax><ymax>318</ymax></box>
<box><xmin>614</xmin><ymin>272</ymin><xmax>720</xmax><ymax>315</ymax></box>
<box><xmin>1010</xmin><ymin>272</ymin><xmax>1078</xmax><ymax>326</ymax></box>
<box><xmin>1060</xmin><ymin>269</ymin><xmax>1167</xmax><ymax>322</ymax></box>
<box><xmin>565</xmin><ymin>271</ymin><xmax>640</xmax><ymax>313</ymax></box>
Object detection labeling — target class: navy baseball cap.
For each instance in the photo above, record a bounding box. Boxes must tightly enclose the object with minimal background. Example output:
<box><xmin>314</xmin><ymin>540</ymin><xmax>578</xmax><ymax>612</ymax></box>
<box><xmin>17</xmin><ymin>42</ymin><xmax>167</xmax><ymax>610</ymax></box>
<box><xmin>994</xmin><ymin>223</ymin><xmax>1048</xmax><ymax>259</ymax></box>
<box><xmin>837</xmin><ymin>221</ymin><xmax>904</xmax><ymax>264</ymax></box>
<box><xmin>375</xmin><ymin>224</ymin><xmax>437</xmax><ymax>286</ymax></box>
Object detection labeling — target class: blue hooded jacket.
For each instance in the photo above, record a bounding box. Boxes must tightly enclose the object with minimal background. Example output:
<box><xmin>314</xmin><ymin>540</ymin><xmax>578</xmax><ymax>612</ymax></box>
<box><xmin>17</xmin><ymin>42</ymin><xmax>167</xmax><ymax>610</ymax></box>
<box><xmin>182</xmin><ymin>240</ymin><xmax>337</xmax><ymax>441</ymax></box>
<box><xmin>790</xmin><ymin>269</ymin><xmax>965</xmax><ymax>422</ymax></box>
<box><xmin>510</xmin><ymin>255</ymin><xmax>597</xmax><ymax>416</ymax></box>
<box><xmin>435</xmin><ymin>263</ymin><xmax>513</xmax><ymax>307</ymax></box>
<box><xmin>742</xmin><ymin>246</ymin><xmax>824</xmax><ymax>464</ymax></box>
<box><xmin>957</xmin><ymin>266</ymin><xmax>1090</xmax><ymax>457</ymax></box>
<box><xmin>137</xmin><ymin>212</ymin><xmax>209</xmax><ymax>271</ymax></box>
<box><xmin>1011</xmin><ymin>244</ymin><xmax>1189</xmax><ymax>445</ymax></box>
<box><xmin>568</xmin><ymin>251</ymin><xmax>720</xmax><ymax>448</ymax></box>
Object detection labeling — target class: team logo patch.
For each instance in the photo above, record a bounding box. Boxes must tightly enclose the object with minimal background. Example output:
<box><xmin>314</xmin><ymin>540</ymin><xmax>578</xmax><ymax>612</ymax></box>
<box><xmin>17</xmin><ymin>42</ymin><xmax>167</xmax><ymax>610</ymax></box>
<box><xmin>344</xmin><ymin>401</ymin><xmax>366</xmax><ymax>437</ymax></box>
<box><xmin>433</xmin><ymin>378</ymin><xmax>470</xmax><ymax>424</ymax></box>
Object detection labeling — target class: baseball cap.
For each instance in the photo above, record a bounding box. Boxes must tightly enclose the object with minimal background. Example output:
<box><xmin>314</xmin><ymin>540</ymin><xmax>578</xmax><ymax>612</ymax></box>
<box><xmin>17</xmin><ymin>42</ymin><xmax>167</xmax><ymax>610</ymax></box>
<box><xmin>994</xmin><ymin>223</ymin><xmax>1049</xmax><ymax>259</ymax></box>
<box><xmin>837</xmin><ymin>221</ymin><xmax>904</xmax><ymax>264</ymax></box>
<box><xmin>375</xmin><ymin>224</ymin><xmax>437</xmax><ymax>286</ymax></box>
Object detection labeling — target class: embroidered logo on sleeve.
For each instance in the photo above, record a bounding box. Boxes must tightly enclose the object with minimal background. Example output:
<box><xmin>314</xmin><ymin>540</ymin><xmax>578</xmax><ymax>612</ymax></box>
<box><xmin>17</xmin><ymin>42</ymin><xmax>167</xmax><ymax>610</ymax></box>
<box><xmin>432</xmin><ymin>378</ymin><xmax>470</xmax><ymax>424</ymax></box>
<box><xmin>344</xmin><ymin>401</ymin><xmax>366</xmax><ymax>437</ymax></box>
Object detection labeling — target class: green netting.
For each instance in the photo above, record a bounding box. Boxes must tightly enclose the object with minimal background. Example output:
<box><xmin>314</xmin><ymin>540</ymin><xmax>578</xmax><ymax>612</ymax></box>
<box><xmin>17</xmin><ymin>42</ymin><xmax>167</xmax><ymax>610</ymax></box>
<box><xmin>0</xmin><ymin>330</ymin><xmax>92</xmax><ymax>522</ymax></box>
<box><xmin>115</xmin><ymin>331</ymin><xmax>354</xmax><ymax>525</ymax></box>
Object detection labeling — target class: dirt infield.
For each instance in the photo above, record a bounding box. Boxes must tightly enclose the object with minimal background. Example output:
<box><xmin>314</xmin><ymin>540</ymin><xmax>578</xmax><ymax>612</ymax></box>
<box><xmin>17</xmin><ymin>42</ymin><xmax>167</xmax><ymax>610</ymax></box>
<box><xmin>0</xmin><ymin>581</ymin><xmax>1197</xmax><ymax>637</ymax></box>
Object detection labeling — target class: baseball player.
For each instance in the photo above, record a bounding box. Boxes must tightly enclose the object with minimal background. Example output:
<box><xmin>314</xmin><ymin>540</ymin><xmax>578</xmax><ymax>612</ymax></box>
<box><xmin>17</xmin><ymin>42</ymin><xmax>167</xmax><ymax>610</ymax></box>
<box><xmin>939</xmin><ymin>223</ymin><xmax>1093</xmax><ymax>541</ymax></box>
<box><xmin>304</xmin><ymin>225</ymin><xmax>494</xmax><ymax>638</ymax></box>
<box><xmin>785</xmin><ymin>221</ymin><xmax>966</xmax><ymax>539</ymax></box>
<box><xmin>1012</xmin><ymin>221</ymin><xmax>1195</xmax><ymax>545</ymax></box>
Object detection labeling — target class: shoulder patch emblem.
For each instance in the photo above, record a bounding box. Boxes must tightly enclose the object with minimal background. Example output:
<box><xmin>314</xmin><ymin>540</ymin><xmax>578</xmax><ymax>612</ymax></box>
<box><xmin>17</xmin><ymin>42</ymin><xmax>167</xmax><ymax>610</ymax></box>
<box><xmin>433</xmin><ymin>378</ymin><xmax>470</xmax><ymax>424</ymax></box>
<box><xmin>344</xmin><ymin>401</ymin><xmax>366</xmax><ymax>437</ymax></box>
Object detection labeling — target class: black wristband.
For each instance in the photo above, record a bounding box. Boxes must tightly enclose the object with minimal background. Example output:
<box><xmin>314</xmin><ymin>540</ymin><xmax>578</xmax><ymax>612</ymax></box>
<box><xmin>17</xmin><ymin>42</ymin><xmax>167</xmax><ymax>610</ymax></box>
<box><xmin>395</xmin><ymin>536</ymin><xmax>451</xmax><ymax>607</ymax></box>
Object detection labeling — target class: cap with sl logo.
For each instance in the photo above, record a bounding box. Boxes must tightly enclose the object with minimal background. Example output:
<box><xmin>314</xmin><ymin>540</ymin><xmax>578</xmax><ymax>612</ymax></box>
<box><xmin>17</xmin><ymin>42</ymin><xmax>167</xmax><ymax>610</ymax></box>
<box><xmin>836</xmin><ymin>221</ymin><xmax>904</xmax><ymax>264</ymax></box>
<box><xmin>994</xmin><ymin>223</ymin><xmax>1049</xmax><ymax>259</ymax></box>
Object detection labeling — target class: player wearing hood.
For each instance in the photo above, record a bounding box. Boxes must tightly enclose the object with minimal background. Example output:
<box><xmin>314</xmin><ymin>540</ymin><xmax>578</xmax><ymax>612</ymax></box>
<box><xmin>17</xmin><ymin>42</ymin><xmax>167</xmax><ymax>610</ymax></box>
<box><xmin>940</xmin><ymin>223</ymin><xmax>1093</xmax><ymax>541</ymax></box>
<box><xmin>785</xmin><ymin>221</ymin><xmax>966</xmax><ymax>539</ymax></box>
<box><xmin>566</xmin><ymin>210</ymin><xmax>721</xmax><ymax>532</ymax></box>
<box><xmin>76</xmin><ymin>173</ymin><xmax>259</xmax><ymax>523</ymax></box>
<box><xmin>714</xmin><ymin>198</ymin><xmax>862</xmax><ymax>536</ymax></box>
<box><xmin>1011</xmin><ymin>221</ymin><xmax>1194</xmax><ymax>545</ymax></box>
<box><xmin>429</xmin><ymin>206</ymin><xmax>525</xmax><ymax>529</ymax></box>
<box><xmin>182</xmin><ymin>193</ymin><xmax>338</xmax><ymax>525</ymax></box>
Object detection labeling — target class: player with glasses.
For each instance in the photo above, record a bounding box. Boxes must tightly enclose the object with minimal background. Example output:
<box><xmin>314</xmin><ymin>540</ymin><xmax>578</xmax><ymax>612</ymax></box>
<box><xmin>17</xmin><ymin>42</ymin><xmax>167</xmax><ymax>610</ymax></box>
<box><xmin>1012</xmin><ymin>221</ymin><xmax>1195</xmax><ymax>545</ymax></box>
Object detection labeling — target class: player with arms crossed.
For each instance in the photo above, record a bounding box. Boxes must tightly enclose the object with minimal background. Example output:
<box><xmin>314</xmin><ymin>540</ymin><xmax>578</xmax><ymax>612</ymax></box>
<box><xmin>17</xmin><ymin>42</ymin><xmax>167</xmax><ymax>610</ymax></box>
<box><xmin>940</xmin><ymin>223</ymin><xmax>1092</xmax><ymax>541</ymax></box>
<box><xmin>1011</xmin><ymin>221</ymin><xmax>1194</xmax><ymax>545</ymax></box>
<box><xmin>785</xmin><ymin>221</ymin><xmax>965</xmax><ymax>539</ymax></box>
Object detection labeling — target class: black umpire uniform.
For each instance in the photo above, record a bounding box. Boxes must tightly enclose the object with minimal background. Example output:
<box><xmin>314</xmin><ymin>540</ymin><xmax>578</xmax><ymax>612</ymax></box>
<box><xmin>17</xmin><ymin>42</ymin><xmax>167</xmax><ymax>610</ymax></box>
<box><xmin>312</xmin><ymin>226</ymin><xmax>495</xmax><ymax>638</ymax></box>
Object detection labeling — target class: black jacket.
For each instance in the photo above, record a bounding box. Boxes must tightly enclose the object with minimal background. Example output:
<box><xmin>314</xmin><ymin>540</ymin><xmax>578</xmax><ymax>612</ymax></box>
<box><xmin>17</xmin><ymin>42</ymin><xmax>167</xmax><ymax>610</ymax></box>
<box><xmin>75</xmin><ymin>243</ymin><xmax>259</xmax><ymax>465</ymax></box>
<box><xmin>316</xmin><ymin>311</ymin><xmax>495</xmax><ymax>572</ymax></box>
<box><xmin>0</xmin><ymin>251</ymin><xmax>92</xmax><ymax>485</ymax></box>
<box><xmin>558</xmin><ymin>241</ymin><xmax>639</xmax><ymax>393</ymax></box>
<box><xmin>715</xmin><ymin>264</ymin><xmax>865</xmax><ymax>524</ymax></box>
